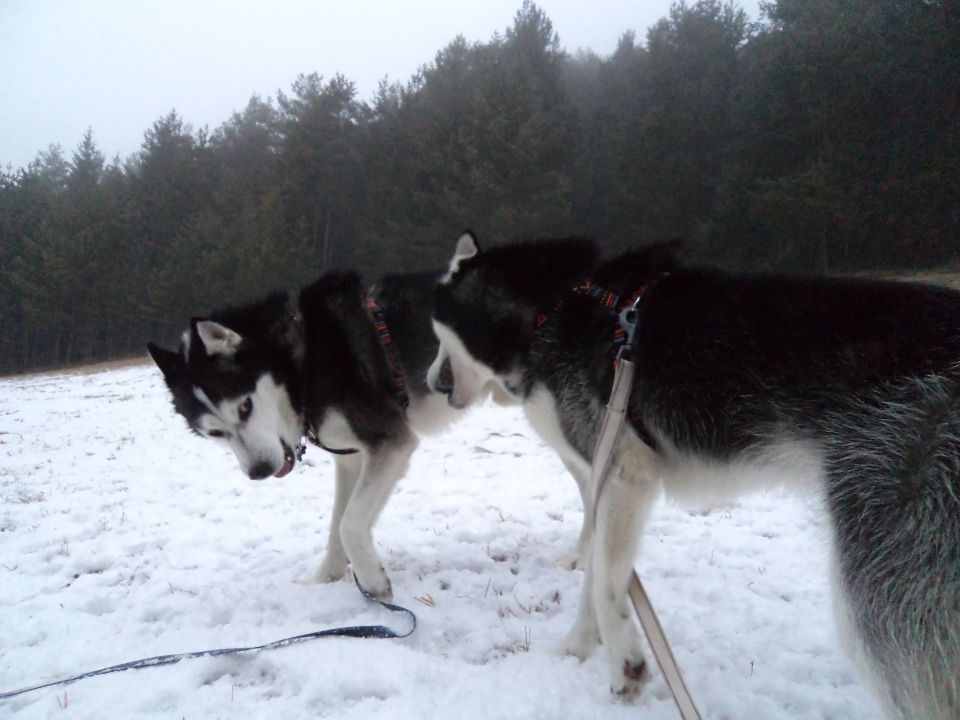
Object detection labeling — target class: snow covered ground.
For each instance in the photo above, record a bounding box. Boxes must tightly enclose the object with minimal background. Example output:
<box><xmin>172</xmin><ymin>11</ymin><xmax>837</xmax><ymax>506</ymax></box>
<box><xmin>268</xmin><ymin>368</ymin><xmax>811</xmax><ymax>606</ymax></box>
<box><xmin>1</xmin><ymin>364</ymin><xmax>884</xmax><ymax>719</ymax></box>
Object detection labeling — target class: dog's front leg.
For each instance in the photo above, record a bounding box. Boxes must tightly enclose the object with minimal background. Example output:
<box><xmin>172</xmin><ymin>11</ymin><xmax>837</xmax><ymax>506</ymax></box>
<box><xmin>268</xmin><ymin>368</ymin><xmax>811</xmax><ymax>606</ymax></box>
<box><xmin>592</xmin><ymin>437</ymin><xmax>658</xmax><ymax>700</ymax></box>
<box><xmin>339</xmin><ymin>430</ymin><xmax>419</xmax><ymax>601</ymax></box>
<box><xmin>308</xmin><ymin>452</ymin><xmax>361</xmax><ymax>583</ymax></box>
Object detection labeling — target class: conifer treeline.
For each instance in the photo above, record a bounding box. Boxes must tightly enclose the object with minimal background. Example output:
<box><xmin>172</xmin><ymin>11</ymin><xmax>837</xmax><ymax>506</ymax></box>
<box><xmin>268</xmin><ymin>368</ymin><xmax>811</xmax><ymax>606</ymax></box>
<box><xmin>1</xmin><ymin>0</ymin><xmax>957</xmax><ymax>373</ymax></box>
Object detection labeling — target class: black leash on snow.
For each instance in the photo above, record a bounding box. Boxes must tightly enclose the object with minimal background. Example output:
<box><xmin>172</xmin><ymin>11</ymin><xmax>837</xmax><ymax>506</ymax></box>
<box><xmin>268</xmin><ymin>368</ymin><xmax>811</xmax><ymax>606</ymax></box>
<box><xmin>0</xmin><ymin>576</ymin><xmax>416</xmax><ymax>701</ymax></box>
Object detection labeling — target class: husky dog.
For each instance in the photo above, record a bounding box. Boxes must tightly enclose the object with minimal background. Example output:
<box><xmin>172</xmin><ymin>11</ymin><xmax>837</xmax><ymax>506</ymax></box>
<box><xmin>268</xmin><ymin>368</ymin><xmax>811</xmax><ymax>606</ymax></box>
<box><xmin>427</xmin><ymin>232</ymin><xmax>960</xmax><ymax>719</ymax></box>
<box><xmin>147</xmin><ymin>265</ymin><xmax>594</xmax><ymax>601</ymax></box>
<box><xmin>147</xmin><ymin>270</ymin><xmax>472</xmax><ymax>600</ymax></box>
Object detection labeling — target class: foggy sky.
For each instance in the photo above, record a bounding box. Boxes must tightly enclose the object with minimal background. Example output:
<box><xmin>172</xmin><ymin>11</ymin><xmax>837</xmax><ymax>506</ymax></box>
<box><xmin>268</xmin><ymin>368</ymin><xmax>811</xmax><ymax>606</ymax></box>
<box><xmin>1</xmin><ymin>0</ymin><xmax>759</xmax><ymax>171</ymax></box>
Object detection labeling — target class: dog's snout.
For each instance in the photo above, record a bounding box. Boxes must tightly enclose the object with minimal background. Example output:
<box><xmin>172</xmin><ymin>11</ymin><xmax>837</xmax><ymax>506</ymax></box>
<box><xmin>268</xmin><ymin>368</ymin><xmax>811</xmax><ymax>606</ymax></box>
<box><xmin>248</xmin><ymin>460</ymin><xmax>273</xmax><ymax>481</ymax></box>
<box><xmin>434</xmin><ymin>357</ymin><xmax>455</xmax><ymax>395</ymax></box>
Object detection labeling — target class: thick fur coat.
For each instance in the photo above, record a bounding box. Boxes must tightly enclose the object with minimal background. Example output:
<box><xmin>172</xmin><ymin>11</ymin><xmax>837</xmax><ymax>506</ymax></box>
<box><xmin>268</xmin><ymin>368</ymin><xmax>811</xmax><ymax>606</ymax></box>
<box><xmin>429</xmin><ymin>236</ymin><xmax>960</xmax><ymax>719</ymax></box>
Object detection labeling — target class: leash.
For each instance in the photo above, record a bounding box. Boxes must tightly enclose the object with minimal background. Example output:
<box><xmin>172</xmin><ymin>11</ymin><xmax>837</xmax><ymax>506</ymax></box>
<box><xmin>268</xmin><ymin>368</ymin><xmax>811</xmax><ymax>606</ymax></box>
<box><xmin>0</xmin><ymin>576</ymin><xmax>416</xmax><ymax>701</ymax></box>
<box><xmin>590</xmin><ymin>289</ymin><xmax>702</xmax><ymax>720</ymax></box>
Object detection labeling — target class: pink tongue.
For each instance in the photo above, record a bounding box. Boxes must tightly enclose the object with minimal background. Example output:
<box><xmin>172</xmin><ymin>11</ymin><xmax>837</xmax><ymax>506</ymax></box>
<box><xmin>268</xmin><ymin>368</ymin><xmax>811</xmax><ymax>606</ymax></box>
<box><xmin>274</xmin><ymin>456</ymin><xmax>294</xmax><ymax>478</ymax></box>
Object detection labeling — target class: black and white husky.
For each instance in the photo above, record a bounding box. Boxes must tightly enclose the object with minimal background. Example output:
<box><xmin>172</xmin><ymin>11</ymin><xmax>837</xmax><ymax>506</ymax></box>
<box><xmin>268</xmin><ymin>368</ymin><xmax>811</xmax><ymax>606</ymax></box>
<box><xmin>147</xmin><ymin>267</ymin><xmax>593</xmax><ymax>601</ymax></box>
<box><xmin>427</xmin><ymin>233</ymin><xmax>960</xmax><ymax>719</ymax></box>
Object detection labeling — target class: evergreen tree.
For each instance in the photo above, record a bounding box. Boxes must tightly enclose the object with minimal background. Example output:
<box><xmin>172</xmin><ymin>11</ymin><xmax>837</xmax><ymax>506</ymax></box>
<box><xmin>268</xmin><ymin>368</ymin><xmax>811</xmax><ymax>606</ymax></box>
<box><xmin>1</xmin><ymin>0</ymin><xmax>958</xmax><ymax>374</ymax></box>
<box><xmin>277</xmin><ymin>73</ymin><xmax>367</xmax><ymax>275</ymax></box>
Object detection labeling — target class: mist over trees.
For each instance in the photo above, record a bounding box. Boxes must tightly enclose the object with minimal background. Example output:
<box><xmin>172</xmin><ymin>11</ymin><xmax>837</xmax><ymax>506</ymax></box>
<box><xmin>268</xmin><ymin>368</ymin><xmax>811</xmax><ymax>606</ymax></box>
<box><xmin>2</xmin><ymin>0</ymin><xmax>958</xmax><ymax>373</ymax></box>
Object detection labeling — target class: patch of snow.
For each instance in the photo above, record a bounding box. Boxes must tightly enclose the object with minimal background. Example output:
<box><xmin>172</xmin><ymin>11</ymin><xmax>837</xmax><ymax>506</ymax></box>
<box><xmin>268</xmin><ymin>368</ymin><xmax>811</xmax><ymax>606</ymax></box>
<box><xmin>0</xmin><ymin>365</ymin><xmax>883</xmax><ymax>718</ymax></box>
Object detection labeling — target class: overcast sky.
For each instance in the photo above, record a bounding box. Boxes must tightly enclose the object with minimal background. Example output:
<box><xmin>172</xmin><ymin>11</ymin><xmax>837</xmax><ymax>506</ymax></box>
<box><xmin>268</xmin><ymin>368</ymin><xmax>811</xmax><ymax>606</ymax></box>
<box><xmin>1</xmin><ymin>0</ymin><xmax>760</xmax><ymax>171</ymax></box>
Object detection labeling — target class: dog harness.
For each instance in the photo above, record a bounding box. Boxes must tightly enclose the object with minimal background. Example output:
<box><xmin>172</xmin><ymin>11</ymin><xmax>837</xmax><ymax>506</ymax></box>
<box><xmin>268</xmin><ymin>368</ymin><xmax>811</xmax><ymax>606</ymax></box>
<box><xmin>364</xmin><ymin>297</ymin><xmax>410</xmax><ymax>410</ymax></box>
<box><xmin>533</xmin><ymin>278</ymin><xmax>663</xmax><ymax>355</ymax></box>
<box><xmin>532</xmin><ymin>274</ymin><xmax>667</xmax><ymax>439</ymax></box>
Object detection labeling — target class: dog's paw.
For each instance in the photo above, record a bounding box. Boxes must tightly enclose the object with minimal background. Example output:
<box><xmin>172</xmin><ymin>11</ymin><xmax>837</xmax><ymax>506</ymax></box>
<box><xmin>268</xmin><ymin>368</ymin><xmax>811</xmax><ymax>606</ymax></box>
<box><xmin>559</xmin><ymin>536</ymin><xmax>592</xmax><ymax>571</ymax></box>
<box><xmin>294</xmin><ymin>570</ymin><xmax>343</xmax><ymax>586</ymax></box>
<box><xmin>556</xmin><ymin>550</ymin><xmax>582</xmax><ymax>570</ymax></box>
<box><xmin>298</xmin><ymin>555</ymin><xmax>348</xmax><ymax>585</ymax></box>
<box><xmin>562</xmin><ymin>623</ymin><xmax>600</xmax><ymax>661</ymax></box>
<box><xmin>610</xmin><ymin>657</ymin><xmax>651</xmax><ymax>701</ymax></box>
<box><xmin>354</xmin><ymin>568</ymin><xmax>393</xmax><ymax>603</ymax></box>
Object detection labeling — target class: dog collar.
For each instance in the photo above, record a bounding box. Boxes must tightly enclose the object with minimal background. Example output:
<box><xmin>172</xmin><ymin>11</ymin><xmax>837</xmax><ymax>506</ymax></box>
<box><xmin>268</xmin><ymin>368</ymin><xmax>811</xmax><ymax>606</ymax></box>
<box><xmin>302</xmin><ymin>424</ymin><xmax>359</xmax><ymax>456</ymax></box>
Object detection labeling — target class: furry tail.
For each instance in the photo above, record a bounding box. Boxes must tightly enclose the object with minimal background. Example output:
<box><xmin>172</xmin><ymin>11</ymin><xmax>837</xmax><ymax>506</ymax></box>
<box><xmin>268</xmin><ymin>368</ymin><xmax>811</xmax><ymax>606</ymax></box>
<box><xmin>825</xmin><ymin>373</ymin><xmax>960</xmax><ymax>719</ymax></box>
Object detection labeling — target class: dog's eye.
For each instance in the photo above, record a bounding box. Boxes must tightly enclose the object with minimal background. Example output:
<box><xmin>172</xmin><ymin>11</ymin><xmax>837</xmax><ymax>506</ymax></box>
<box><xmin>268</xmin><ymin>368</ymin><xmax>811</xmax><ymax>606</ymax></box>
<box><xmin>208</xmin><ymin>430</ymin><xmax>226</xmax><ymax>438</ymax></box>
<box><xmin>238</xmin><ymin>398</ymin><xmax>253</xmax><ymax>421</ymax></box>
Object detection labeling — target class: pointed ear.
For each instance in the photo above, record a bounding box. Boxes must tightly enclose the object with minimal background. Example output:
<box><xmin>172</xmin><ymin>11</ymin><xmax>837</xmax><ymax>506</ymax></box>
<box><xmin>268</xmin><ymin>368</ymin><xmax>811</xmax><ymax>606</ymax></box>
<box><xmin>147</xmin><ymin>342</ymin><xmax>181</xmax><ymax>379</ymax></box>
<box><xmin>194</xmin><ymin>320</ymin><xmax>243</xmax><ymax>356</ymax></box>
<box><xmin>455</xmin><ymin>229</ymin><xmax>479</xmax><ymax>258</ymax></box>
<box><xmin>441</xmin><ymin>229</ymin><xmax>480</xmax><ymax>283</ymax></box>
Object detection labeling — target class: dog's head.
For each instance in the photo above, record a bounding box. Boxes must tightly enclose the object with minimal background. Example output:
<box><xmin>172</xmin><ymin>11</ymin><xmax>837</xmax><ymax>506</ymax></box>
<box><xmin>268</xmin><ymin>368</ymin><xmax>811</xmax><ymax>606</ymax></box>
<box><xmin>427</xmin><ymin>231</ymin><xmax>598</xmax><ymax>408</ymax></box>
<box><xmin>148</xmin><ymin>306</ymin><xmax>304</xmax><ymax>481</ymax></box>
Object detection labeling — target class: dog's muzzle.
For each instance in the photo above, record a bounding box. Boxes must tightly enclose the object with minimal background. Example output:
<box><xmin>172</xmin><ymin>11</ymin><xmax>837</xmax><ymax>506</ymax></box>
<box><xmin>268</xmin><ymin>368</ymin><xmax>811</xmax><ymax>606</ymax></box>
<box><xmin>248</xmin><ymin>440</ymin><xmax>296</xmax><ymax>481</ymax></box>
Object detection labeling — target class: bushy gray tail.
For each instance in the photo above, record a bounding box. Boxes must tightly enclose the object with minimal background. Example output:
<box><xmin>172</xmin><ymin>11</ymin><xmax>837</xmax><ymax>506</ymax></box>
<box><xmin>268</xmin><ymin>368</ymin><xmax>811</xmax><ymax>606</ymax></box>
<box><xmin>823</xmin><ymin>373</ymin><xmax>960</xmax><ymax>719</ymax></box>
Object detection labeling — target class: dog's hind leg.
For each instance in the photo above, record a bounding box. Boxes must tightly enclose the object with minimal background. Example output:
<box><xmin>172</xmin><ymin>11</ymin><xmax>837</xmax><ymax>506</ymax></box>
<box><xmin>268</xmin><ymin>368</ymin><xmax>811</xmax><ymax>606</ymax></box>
<box><xmin>308</xmin><ymin>452</ymin><xmax>362</xmax><ymax>584</ymax></box>
<box><xmin>591</xmin><ymin>435</ymin><xmax>659</xmax><ymax>700</ymax></box>
<box><xmin>340</xmin><ymin>430</ymin><xmax>420</xmax><ymax>602</ymax></box>
<box><xmin>562</xmin><ymin>549</ymin><xmax>600</xmax><ymax>660</ymax></box>
<box><xmin>558</xmin><ymin>458</ymin><xmax>593</xmax><ymax>570</ymax></box>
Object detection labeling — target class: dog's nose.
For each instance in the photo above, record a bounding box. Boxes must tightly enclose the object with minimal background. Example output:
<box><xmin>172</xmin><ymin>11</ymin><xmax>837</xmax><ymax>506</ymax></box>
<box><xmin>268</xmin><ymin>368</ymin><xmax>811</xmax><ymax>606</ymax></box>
<box><xmin>434</xmin><ymin>357</ymin><xmax>454</xmax><ymax>395</ymax></box>
<box><xmin>248</xmin><ymin>461</ymin><xmax>273</xmax><ymax>481</ymax></box>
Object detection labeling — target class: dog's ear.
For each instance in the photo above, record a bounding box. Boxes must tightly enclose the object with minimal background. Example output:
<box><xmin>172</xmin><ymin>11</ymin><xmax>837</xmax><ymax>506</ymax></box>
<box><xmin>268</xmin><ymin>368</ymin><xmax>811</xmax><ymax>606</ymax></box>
<box><xmin>147</xmin><ymin>342</ymin><xmax>181</xmax><ymax>379</ymax></box>
<box><xmin>193</xmin><ymin>319</ymin><xmax>243</xmax><ymax>356</ymax></box>
<box><xmin>455</xmin><ymin>229</ymin><xmax>480</xmax><ymax>258</ymax></box>
<box><xmin>441</xmin><ymin>229</ymin><xmax>480</xmax><ymax>283</ymax></box>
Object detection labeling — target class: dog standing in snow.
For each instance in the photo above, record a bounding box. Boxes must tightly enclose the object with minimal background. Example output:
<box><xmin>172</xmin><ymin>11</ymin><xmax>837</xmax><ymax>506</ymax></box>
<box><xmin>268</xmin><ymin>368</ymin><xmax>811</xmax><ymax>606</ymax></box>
<box><xmin>428</xmin><ymin>232</ymin><xmax>960</xmax><ymax>719</ymax></box>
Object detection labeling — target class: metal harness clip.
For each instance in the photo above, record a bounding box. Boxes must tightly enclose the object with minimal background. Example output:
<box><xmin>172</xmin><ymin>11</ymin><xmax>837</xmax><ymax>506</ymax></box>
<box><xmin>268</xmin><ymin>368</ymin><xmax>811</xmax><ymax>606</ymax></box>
<box><xmin>617</xmin><ymin>296</ymin><xmax>643</xmax><ymax>360</ymax></box>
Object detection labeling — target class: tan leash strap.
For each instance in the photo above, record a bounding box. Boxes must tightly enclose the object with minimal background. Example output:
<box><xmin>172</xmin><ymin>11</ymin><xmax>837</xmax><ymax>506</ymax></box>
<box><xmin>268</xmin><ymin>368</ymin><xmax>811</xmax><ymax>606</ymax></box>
<box><xmin>591</xmin><ymin>356</ymin><xmax>702</xmax><ymax>720</ymax></box>
<box><xmin>628</xmin><ymin>572</ymin><xmax>703</xmax><ymax>720</ymax></box>
<box><xmin>590</xmin><ymin>356</ymin><xmax>635</xmax><ymax>509</ymax></box>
